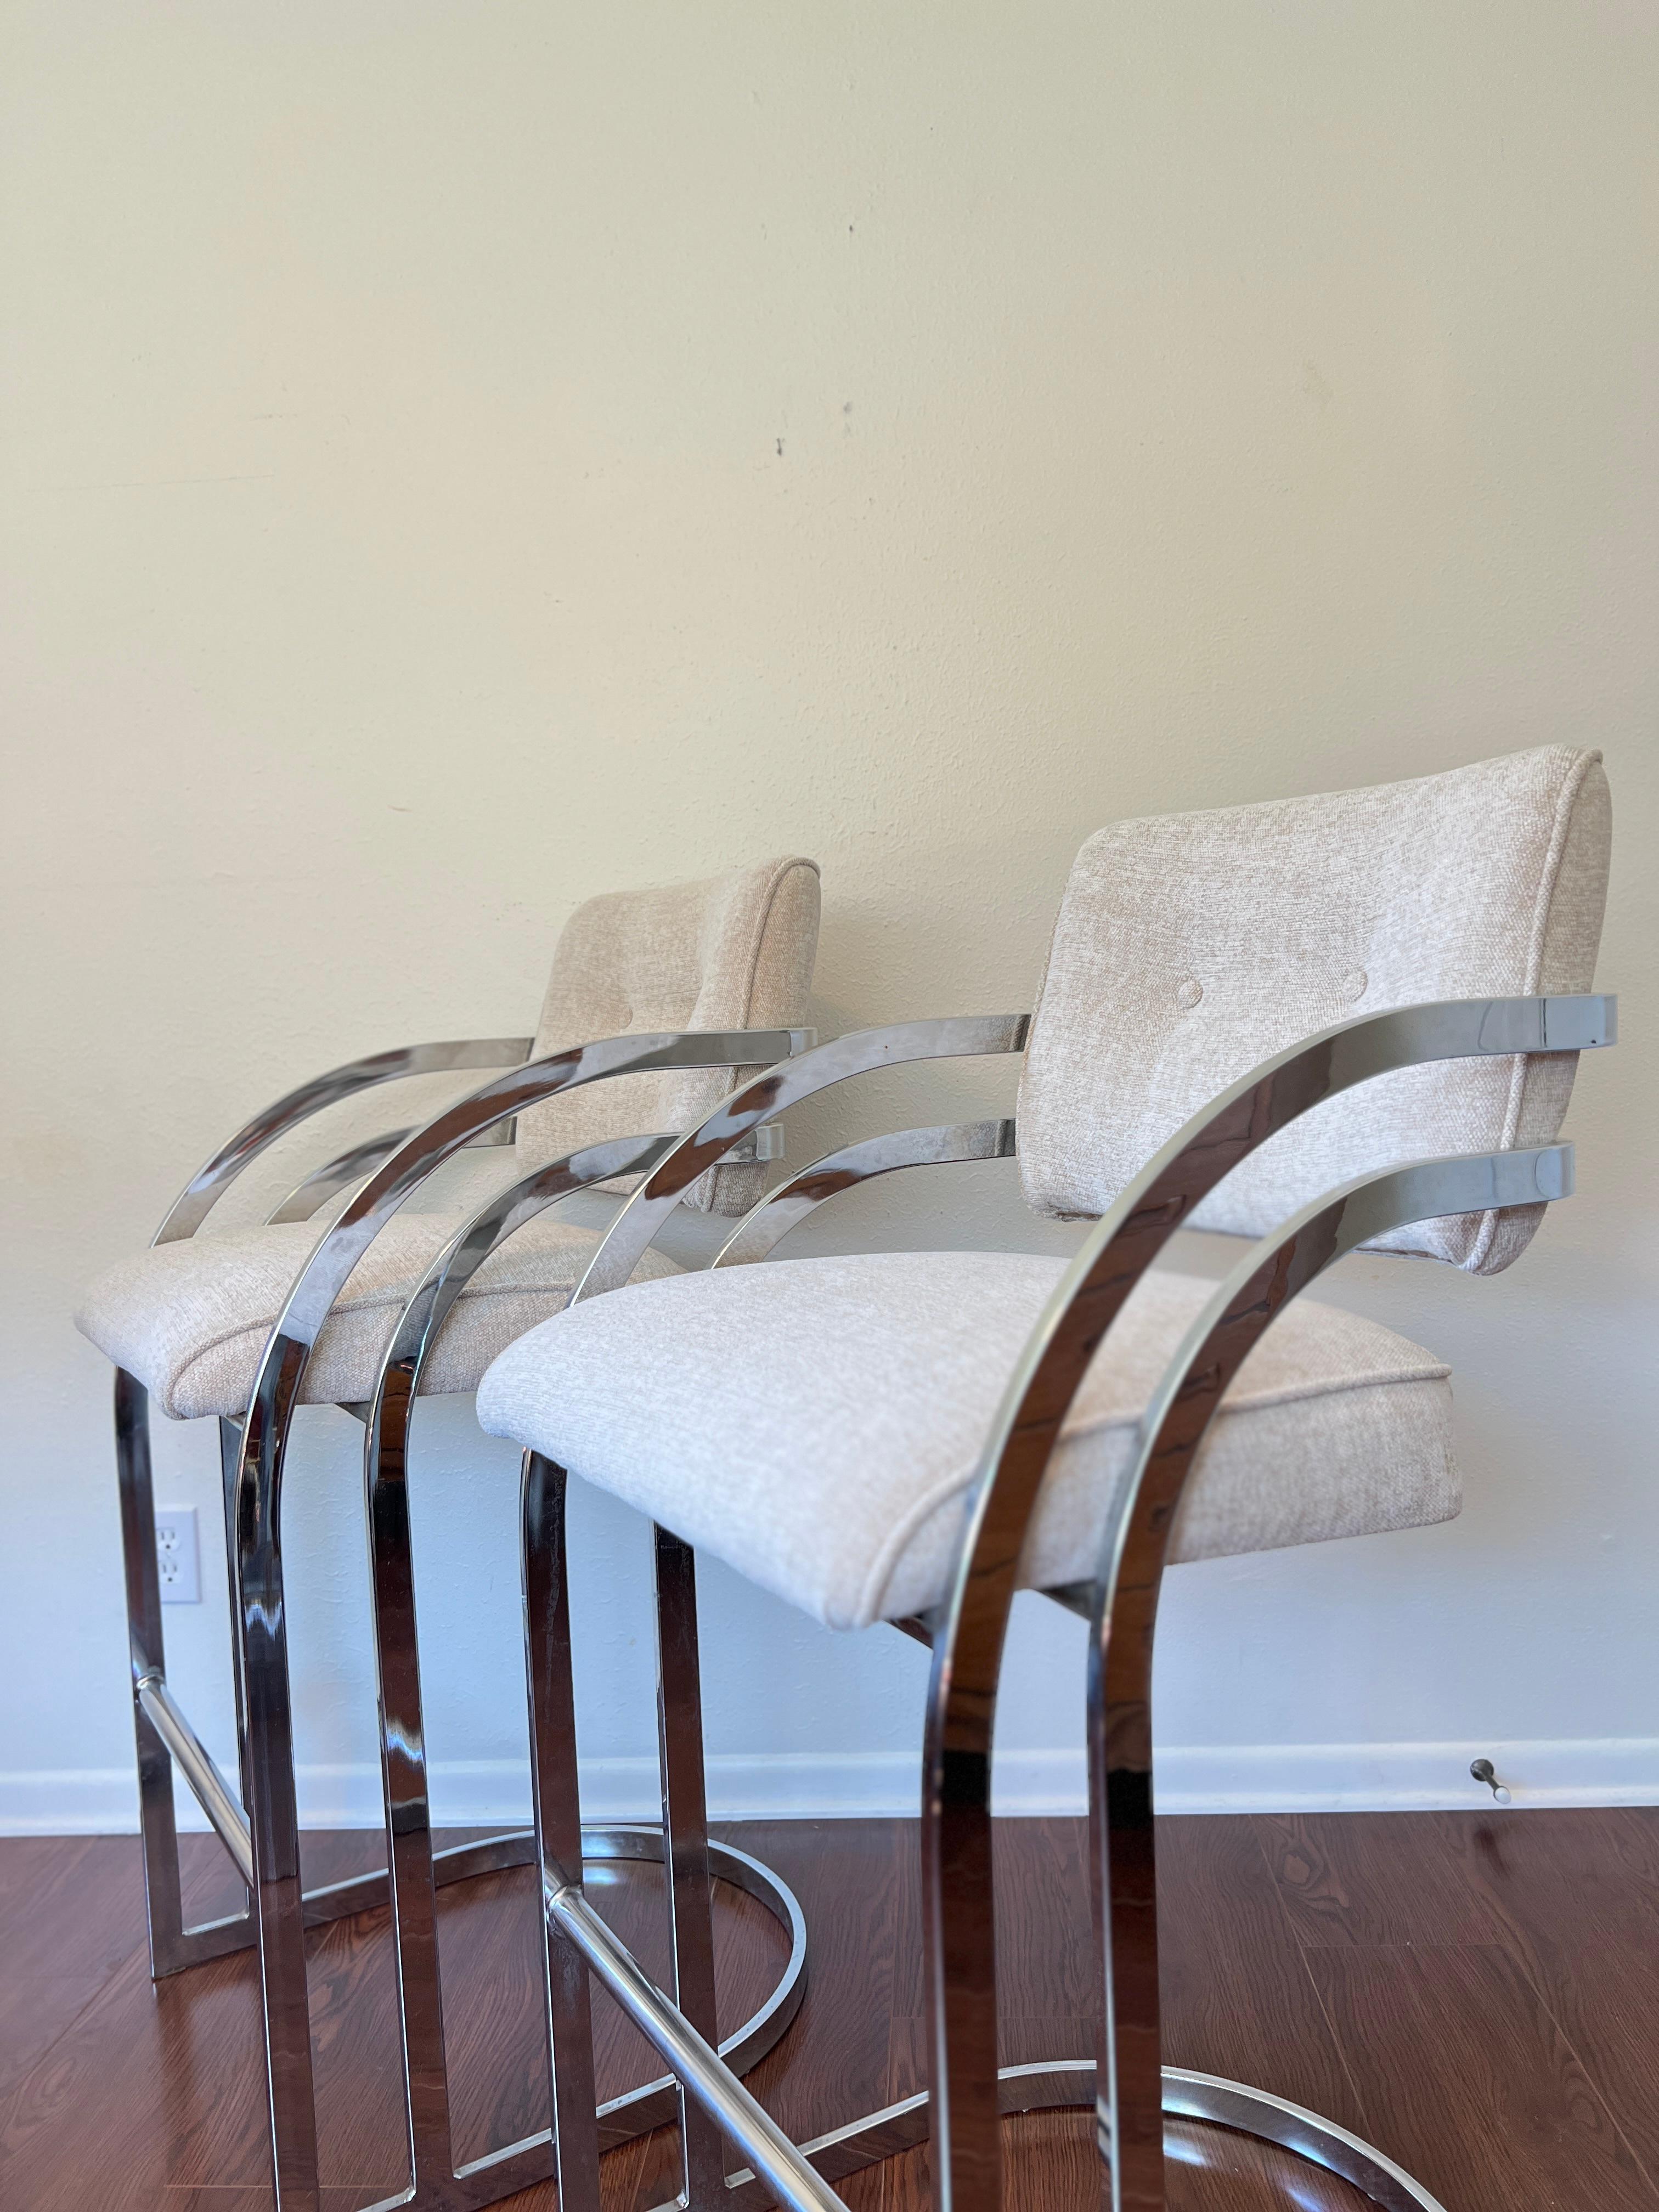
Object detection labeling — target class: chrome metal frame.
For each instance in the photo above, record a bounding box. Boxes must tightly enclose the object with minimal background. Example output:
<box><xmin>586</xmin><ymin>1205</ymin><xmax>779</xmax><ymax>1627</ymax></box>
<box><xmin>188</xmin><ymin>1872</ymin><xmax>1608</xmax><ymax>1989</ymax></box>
<box><xmin>514</xmin><ymin>995</ymin><xmax>1613</xmax><ymax>2212</ymax></box>
<box><xmin>113</xmin><ymin>1026</ymin><xmax>819</xmax><ymax>2212</ymax></box>
<box><xmin>710</xmin><ymin>1120</ymin><xmax>1017</xmax><ymax>1268</ymax></box>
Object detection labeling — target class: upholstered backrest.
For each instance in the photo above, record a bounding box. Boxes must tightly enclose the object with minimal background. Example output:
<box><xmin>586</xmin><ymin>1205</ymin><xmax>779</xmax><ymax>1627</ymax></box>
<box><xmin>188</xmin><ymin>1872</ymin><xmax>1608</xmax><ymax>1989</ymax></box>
<box><xmin>516</xmin><ymin>856</ymin><xmax>821</xmax><ymax>1214</ymax></box>
<box><xmin>1017</xmin><ymin>747</ymin><xmax>1611</xmax><ymax>1273</ymax></box>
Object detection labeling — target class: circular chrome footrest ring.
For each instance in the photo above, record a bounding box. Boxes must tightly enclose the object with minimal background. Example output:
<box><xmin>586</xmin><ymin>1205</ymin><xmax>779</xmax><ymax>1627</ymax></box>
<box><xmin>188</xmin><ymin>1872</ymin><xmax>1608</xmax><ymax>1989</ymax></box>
<box><xmin>411</xmin><ymin>1822</ymin><xmax>808</xmax><ymax>2147</ymax></box>
<box><xmin>1160</xmin><ymin>2065</ymin><xmax>1448</xmax><ymax>2211</ymax></box>
<box><xmin>346</xmin><ymin>1824</ymin><xmax>810</xmax><ymax>2209</ymax></box>
<box><xmin>578</xmin><ymin>1824</ymin><xmax>809</xmax><ymax>2146</ymax></box>
<box><xmin>716</xmin><ymin>2058</ymin><xmax>1447</xmax><ymax>2212</ymax></box>
<box><xmin>191</xmin><ymin>1824</ymin><xmax>806</xmax><ymax>2154</ymax></box>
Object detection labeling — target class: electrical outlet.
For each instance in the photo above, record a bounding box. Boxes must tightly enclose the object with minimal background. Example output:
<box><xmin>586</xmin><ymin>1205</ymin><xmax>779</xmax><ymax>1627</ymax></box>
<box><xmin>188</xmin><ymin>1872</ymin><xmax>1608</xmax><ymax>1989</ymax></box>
<box><xmin>155</xmin><ymin>1506</ymin><xmax>201</xmax><ymax>1604</ymax></box>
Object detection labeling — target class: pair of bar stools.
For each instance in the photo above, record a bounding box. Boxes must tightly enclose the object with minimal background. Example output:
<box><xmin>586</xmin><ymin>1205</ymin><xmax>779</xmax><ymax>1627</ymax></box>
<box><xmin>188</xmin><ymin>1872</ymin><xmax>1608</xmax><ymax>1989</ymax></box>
<box><xmin>78</xmin><ymin>747</ymin><xmax>1615</xmax><ymax>2212</ymax></box>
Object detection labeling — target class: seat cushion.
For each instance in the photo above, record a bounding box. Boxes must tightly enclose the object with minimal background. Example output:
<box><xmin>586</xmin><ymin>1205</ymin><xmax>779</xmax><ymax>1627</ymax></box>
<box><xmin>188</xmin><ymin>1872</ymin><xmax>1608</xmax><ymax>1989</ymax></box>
<box><xmin>475</xmin><ymin>1251</ymin><xmax>1458</xmax><ymax>1631</ymax></box>
<box><xmin>76</xmin><ymin>1211</ymin><xmax>681</xmax><ymax>1421</ymax></box>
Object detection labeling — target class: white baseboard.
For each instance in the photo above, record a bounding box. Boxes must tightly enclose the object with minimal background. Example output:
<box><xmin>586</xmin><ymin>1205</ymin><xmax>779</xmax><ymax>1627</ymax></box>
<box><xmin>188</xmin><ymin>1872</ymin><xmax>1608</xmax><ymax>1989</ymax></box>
<box><xmin>4</xmin><ymin>1738</ymin><xmax>1657</xmax><ymax>1835</ymax></box>
<box><xmin>1153</xmin><ymin>1736</ymin><xmax>1659</xmax><ymax>1813</ymax></box>
<box><xmin>0</xmin><ymin>1751</ymin><xmax>1002</xmax><ymax>1834</ymax></box>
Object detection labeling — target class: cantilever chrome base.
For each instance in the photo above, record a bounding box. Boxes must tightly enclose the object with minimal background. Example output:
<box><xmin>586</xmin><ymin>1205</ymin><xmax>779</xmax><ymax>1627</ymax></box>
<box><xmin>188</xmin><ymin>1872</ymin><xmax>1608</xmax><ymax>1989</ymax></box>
<box><xmin>713</xmin><ymin>2060</ymin><xmax>1447</xmax><ymax>2212</ymax></box>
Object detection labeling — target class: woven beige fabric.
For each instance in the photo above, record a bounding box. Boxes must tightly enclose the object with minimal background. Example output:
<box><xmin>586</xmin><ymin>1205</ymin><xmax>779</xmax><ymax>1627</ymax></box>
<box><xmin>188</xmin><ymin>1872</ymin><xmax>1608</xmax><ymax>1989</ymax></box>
<box><xmin>76</xmin><ymin>1212</ymin><xmax>680</xmax><ymax>1422</ymax></box>
<box><xmin>75</xmin><ymin>854</ymin><xmax>817</xmax><ymax>1418</ymax></box>
<box><xmin>1018</xmin><ymin>747</ymin><xmax>1611</xmax><ymax>1272</ymax></box>
<box><xmin>516</xmin><ymin>856</ymin><xmax>821</xmax><ymax>1215</ymax></box>
<box><xmin>475</xmin><ymin>1252</ymin><xmax>1457</xmax><ymax>1631</ymax></box>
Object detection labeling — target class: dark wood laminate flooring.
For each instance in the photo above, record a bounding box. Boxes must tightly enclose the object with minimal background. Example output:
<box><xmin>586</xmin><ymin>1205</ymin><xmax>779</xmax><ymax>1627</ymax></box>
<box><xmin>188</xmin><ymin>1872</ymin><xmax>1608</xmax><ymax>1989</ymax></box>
<box><xmin>1</xmin><ymin>1812</ymin><xmax>1655</xmax><ymax>2210</ymax></box>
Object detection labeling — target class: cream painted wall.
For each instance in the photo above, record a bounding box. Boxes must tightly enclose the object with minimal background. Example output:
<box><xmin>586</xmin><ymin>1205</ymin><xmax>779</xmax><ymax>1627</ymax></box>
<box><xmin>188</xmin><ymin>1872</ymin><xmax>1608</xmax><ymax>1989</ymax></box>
<box><xmin>3</xmin><ymin>2</ymin><xmax>1656</xmax><ymax>1830</ymax></box>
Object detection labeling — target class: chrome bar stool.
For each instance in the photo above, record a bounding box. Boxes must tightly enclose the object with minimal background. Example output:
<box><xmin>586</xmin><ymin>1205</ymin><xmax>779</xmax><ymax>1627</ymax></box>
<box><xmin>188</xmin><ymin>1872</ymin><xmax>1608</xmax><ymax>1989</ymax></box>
<box><xmin>76</xmin><ymin>856</ymin><xmax>823</xmax><ymax>2211</ymax></box>
<box><xmin>471</xmin><ymin>747</ymin><xmax>1613</xmax><ymax>2212</ymax></box>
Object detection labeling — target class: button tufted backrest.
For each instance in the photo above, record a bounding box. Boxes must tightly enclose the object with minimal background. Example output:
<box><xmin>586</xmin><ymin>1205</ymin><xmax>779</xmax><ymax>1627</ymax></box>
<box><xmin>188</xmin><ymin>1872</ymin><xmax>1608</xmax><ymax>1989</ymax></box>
<box><xmin>516</xmin><ymin>856</ymin><xmax>821</xmax><ymax>1214</ymax></box>
<box><xmin>1017</xmin><ymin>747</ymin><xmax>1611</xmax><ymax>1273</ymax></box>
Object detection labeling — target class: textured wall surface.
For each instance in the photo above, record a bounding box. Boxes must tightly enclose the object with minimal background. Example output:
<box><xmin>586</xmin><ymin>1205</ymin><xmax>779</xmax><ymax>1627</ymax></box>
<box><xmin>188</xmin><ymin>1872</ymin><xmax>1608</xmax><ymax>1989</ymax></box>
<box><xmin>2</xmin><ymin>2</ymin><xmax>1656</xmax><ymax>1828</ymax></box>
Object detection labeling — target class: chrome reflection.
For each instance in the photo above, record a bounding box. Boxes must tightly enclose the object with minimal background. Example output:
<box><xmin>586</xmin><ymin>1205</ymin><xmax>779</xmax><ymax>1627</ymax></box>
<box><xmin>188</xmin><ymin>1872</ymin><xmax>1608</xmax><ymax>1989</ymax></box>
<box><xmin>713</xmin><ymin>1120</ymin><xmax>1017</xmax><ymax>1268</ymax></box>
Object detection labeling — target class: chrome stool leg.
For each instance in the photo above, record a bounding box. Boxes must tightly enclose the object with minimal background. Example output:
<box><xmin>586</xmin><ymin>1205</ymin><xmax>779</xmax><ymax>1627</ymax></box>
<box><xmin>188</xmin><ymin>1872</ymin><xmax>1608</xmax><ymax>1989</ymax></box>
<box><xmin>218</xmin><ymin>1416</ymin><xmax>256</xmax><ymax>1878</ymax></box>
<box><xmin>520</xmin><ymin>1462</ymin><xmax>765</xmax><ymax>2212</ymax></box>
<box><xmin>522</xmin><ymin>1452</ymin><xmax>605</xmax><ymax>2211</ymax></box>
<box><xmin>117</xmin><ymin>1372</ymin><xmax>259</xmax><ymax>1977</ymax></box>
<box><xmin>364</xmin><ymin>1367</ymin><xmax>459</xmax><ymax>2193</ymax></box>
<box><xmin>116</xmin><ymin>1369</ymin><xmax>194</xmax><ymax>1977</ymax></box>
<box><xmin>1071</xmin><ymin>1158</ymin><xmax>1533</xmax><ymax>2212</ymax></box>
<box><xmin>233</xmin><ymin>1380</ymin><xmax>325</xmax><ymax>2209</ymax></box>
<box><xmin>653</xmin><ymin>1523</ymin><xmax>729</xmax><ymax>2211</ymax></box>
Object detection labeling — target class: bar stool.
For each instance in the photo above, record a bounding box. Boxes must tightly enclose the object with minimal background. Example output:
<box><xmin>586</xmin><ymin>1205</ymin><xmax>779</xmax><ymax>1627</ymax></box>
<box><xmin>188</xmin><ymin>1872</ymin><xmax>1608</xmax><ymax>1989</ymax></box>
<box><xmin>472</xmin><ymin>747</ymin><xmax>1613</xmax><ymax>2212</ymax></box>
<box><xmin>75</xmin><ymin>854</ymin><xmax>822</xmax><ymax>2210</ymax></box>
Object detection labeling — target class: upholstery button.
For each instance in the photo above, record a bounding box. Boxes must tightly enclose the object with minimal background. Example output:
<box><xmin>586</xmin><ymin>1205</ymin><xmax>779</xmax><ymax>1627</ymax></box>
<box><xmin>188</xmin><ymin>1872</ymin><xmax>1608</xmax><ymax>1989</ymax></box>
<box><xmin>1175</xmin><ymin>978</ymin><xmax>1204</xmax><ymax>1011</ymax></box>
<box><xmin>1340</xmin><ymin>968</ymin><xmax>1368</xmax><ymax>1002</ymax></box>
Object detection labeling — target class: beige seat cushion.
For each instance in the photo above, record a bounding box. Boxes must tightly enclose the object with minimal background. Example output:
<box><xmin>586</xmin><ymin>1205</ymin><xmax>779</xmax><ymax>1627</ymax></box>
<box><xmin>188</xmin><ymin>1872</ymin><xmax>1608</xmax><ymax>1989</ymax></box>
<box><xmin>76</xmin><ymin>1212</ymin><xmax>681</xmax><ymax>1421</ymax></box>
<box><xmin>475</xmin><ymin>1252</ymin><xmax>1457</xmax><ymax>1632</ymax></box>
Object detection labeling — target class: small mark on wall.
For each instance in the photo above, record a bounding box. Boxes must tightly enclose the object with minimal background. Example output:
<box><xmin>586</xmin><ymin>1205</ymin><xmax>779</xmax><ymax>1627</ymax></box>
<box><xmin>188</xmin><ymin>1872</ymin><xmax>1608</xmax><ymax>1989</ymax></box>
<box><xmin>1301</xmin><ymin>359</ymin><xmax>1333</xmax><ymax>410</ymax></box>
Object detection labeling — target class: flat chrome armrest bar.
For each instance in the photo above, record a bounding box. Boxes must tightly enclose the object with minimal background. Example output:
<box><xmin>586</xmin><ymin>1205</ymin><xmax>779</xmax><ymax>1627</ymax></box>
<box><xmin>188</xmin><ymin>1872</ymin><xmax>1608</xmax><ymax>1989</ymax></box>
<box><xmin>245</xmin><ymin>1029</ymin><xmax>810</xmax><ymax>1358</ymax></box>
<box><xmin>268</xmin><ymin>1115</ymin><xmax>783</xmax><ymax>1233</ymax></box>
<box><xmin>575</xmin><ymin>1013</ymin><xmax>1031</xmax><ymax>1300</ymax></box>
<box><xmin>155</xmin><ymin>1035</ymin><xmax>535</xmax><ymax>1244</ymax></box>
<box><xmin>263</xmin><ymin>1127</ymin><xmax>418</xmax><ymax>1224</ymax></box>
<box><xmin>713</xmin><ymin>1119</ymin><xmax>1017</xmax><ymax>1267</ymax></box>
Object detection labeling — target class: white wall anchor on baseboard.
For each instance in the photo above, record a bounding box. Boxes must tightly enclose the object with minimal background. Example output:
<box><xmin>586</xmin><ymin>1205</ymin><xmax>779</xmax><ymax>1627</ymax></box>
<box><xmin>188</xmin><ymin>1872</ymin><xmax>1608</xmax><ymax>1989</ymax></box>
<box><xmin>1470</xmin><ymin>1756</ymin><xmax>1511</xmax><ymax>1804</ymax></box>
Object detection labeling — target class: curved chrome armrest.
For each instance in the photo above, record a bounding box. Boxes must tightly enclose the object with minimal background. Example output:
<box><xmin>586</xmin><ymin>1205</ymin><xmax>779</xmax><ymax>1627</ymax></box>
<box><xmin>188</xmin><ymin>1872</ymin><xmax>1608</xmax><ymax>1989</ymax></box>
<box><xmin>369</xmin><ymin>1131</ymin><xmax>680</xmax><ymax>1424</ymax></box>
<box><xmin>945</xmin><ymin>990</ymin><xmax>1616</xmax><ymax>1638</ymax></box>
<box><xmin>264</xmin><ymin>1127</ymin><xmax>419</xmax><ymax>1224</ymax></box>
<box><xmin>244</xmin><ymin>1025</ymin><xmax>816</xmax><ymax>1368</ymax></box>
<box><xmin>573</xmin><ymin>1013</ymin><xmax>1031</xmax><ymax>1300</ymax></box>
<box><xmin>1031</xmin><ymin>1139</ymin><xmax>1581</xmax><ymax>1627</ymax></box>
<box><xmin>712</xmin><ymin>1119</ymin><xmax>1017</xmax><ymax>1267</ymax></box>
<box><xmin>154</xmin><ymin>1036</ymin><xmax>535</xmax><ymax>1245</ymax></box>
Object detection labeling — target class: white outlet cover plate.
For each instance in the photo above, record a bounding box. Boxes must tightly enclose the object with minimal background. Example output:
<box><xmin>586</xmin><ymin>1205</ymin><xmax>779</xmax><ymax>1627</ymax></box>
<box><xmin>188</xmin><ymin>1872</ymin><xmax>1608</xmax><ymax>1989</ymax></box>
<box><xmin>155</xmin><ymin>1505</ymin><xmax>201</xmax><ymax>1604</ymax></box>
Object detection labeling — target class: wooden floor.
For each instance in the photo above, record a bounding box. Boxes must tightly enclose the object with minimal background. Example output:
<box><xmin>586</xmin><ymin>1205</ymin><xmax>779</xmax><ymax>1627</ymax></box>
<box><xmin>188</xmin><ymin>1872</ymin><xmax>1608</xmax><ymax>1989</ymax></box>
<box><xmin>2</xmin><ymin>1810</ymin><xmax>1656</xmax><ymax>2210</ymax></box>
